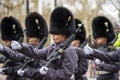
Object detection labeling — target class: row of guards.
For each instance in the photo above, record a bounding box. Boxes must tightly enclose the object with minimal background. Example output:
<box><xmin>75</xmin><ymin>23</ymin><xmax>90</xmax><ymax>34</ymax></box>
<box><xmin>0</xmin><ymin>6</ymin><xmax>120</xmax><ymax>80</ymax></box>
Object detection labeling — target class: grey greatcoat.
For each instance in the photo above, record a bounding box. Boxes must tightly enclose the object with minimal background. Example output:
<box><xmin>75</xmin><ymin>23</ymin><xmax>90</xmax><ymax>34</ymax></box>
<box><xmin>73</xmin><ymin>45</ymin><xmax>120</xmax><ymax>80</ymax></box>
<box><xmin>84</xmin><ymin>48</ymin><xmax>120</xmax><ymax>63</ymax></box>
<box><xmin>74</xmin><ymin>57</ymin><xmax>88</xmax><ymax>80</ymax></box>
<box><xmin>1</xmin><ymin>44</ymin><xmax>78</xmax><ymax>80</ymax></box>
<box><xmin>0</xmin><ymin>47</ymin><xmax>43</xmax><ymax>80</ymax></box>
<box><xmin>0</xmin><ymin>55</ymin><xmax>27</xmax><ymax>80</ymax></box>
<box><xmin>74</xmin><ymin>46</ymin><xmax>88</xmax><ymax>80</ymax></box>
<box><xmin>85</xmin><ymin>45</ymin><xmax>120</xmax><ymax>80</ymax></box>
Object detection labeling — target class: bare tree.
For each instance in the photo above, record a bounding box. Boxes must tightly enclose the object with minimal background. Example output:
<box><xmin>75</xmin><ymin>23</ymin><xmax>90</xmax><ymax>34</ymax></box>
<box><xmin>111</xmin><ymin>0</ymin><xmax>120</xmax><ymax>23</ymax></box>
<box><xmin>0</xmin><ymin>0</ymin><xmax>24</xmax><ymax>15</ymax></box>
<box><xmin>63</xmin><ymin>0</ymin><xmax>106</xmax><ymax>35</ymax></box>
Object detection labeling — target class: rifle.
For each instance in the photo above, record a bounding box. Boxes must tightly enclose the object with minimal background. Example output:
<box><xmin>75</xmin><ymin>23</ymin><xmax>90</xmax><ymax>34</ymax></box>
<box><xmin>108</xmin><ymin>36</ymin><xmax>118</xmax><ymax>46</ymax></box>
<box><xmin>79</xmin><ymin>35</ymin><xmax>91</xmax><ymax>48</ymax></box>
<box><xmin>35</xmin><ymin>37</ymin><xmax>47</xmax><ymax>49</ymax></box>
<box><xmin>47</xmin><ymin>34</ymin><xmax>75</xmax><ymax>60</ymax></box>
<box><xmin>21</xmin><ymin>37</ymin><xmax>47</xmax><ymax>70</ymax></box>
<box><xmin>18</xmin><ymin>36</ymin><xmax>24</xmax><ymax>43</ymax></box>
<box><xmin>45</xmin><ymin>34</ymin><xmax>76</xmax><ymax>67</ymax></box>
<box><xmin>107</xmin><ymin>36</ymin><xmax>118</xmax><ymax>50</ymax></box>
<box><xmin>87</xmin><ymin>35</ymin><xmax>98</xmax><ymax>48</ymax></box>
<box><xmin>45</xmin><ymin>18</ymin><xmax>88</xmax><ymax>67</ymax></box>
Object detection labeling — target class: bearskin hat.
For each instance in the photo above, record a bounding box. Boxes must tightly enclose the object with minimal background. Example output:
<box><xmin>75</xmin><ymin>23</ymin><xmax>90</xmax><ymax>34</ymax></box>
<box><xmin>75</xmin><ymin>19</ymin><xmax>86</xmax><ymax>43</ymax></box>
<box><xmin>25</xmin><ymin>12</ymin><xmax>48</xmax><ymax>40</ymax></box>
<box><xmin>0</xmin><ymin>16</ymin><xmax>24</xmax><ymax>42</ymax></box>
<box><xmin>92</xmin><ymin>16</ymin><xmax>115</xmax><ymax>43</ymax></box>
<box><xmin>50</xmin><ymin>7</ymin><xmax>75</xmax><ymax>37</ymax></box>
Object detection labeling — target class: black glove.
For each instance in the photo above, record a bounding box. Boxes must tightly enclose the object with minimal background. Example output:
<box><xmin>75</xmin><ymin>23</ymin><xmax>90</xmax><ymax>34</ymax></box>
<box><xmin>24</xmin><ymin>67</ymin><xmax>42</xmax><ymax>79</ymax></box>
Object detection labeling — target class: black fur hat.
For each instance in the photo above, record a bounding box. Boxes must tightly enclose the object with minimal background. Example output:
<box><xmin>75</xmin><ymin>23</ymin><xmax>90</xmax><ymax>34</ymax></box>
<box><xmin>92</xmin><ymin>16</ymin><xmax>115</xmax><ymax>43</ymax></box>
<box><xmin>1</xmin><ymin>16</ymin><xmax>24</xmax><ymax>42</ymax></box>
<box><xmin>75</xmin><ymin>19</ymin><xmax>86</xmax><ymax>43</ymax></box>
<box><xmin>25</xmin><ymin>12</ymin><xmax>48</xmax><ymax>39</ymax></box>
<box><xmin>50</xmin><ymin>7</ymin><xmax>75</xmax><ymax>37</ymax></box>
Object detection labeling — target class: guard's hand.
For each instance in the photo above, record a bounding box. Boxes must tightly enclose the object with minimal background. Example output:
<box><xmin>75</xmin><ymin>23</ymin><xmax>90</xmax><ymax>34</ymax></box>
<box><xmin>39</xmin><ymin>66</ymin><xmax>48</xmax><ymax>75</ymax></box>
<box><xmin>17</xmin><ymin>69</ymin><xmax>24</xmax><ymax>76</ymax></box>
<box><xmin>95</xmin><ymin>59</ymin><xmax>101</xmax><ymax>65</ymax></box>
<box><xmin>83</xmin><ymin>45</ymin><xmax>94</xmax><ymax>54</ymax></box>
<box><xmin>11</xmin><ymin>40</ymin><xmax>22</xmax><ymax>50</ymax></box>
<box><xmin>0</xmin><ymin>68</ymin><xmax>5</xmax><ymax>74</ymax></box>
<box><xmin>0</xmin><ymin>44</ymin><xmax>4</xmax><ymax>51</ymax></box>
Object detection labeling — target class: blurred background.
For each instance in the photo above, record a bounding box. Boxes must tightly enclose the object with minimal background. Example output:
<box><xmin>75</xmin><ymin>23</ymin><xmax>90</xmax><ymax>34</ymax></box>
<box><xmin>0</xmin><ymin>0</ymin><xmax>120</xmax><ymax>44</ymax></box>
<box><xmin>0</xmin><ymin>0</ymin><xmax>120</xmax><ymax>80</ymax></box>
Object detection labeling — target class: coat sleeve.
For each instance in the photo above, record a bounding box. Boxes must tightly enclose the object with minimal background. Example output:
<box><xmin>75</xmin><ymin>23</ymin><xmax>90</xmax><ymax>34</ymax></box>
<box><xmin>17</xmin><ymin>44</ymin><xmax>48</xmax><ymax>59</ymax></box>
<box><xmin>44</xmin><ymin>47</ymin><xmax>78</xmax><ymax>80</ymax></box>
<box><xmin>93</xmin><ymin>49</ymin><xmax>119</xmax><ymax>62</ymax></box>
<box><xmin>0</xmin><ymin>47</ymin><xmax>26</xmax><ymax>62</ymax></box>
<box><xmin>84</xmin><ymin>49</ymin><xmax>119</xmax><ymax>63</ymax></box>
<box><xmin>98</xmin><ymin>62</ymin><xmax>120</xmax><ymax>73</ymax></box>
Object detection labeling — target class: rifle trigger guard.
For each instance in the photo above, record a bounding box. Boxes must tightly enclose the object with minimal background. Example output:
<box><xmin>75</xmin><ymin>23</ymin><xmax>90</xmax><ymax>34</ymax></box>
<box><xmin>58</xmin><ymin>48</ymin><xmax>64</xmax><ymax>54</ymax></box>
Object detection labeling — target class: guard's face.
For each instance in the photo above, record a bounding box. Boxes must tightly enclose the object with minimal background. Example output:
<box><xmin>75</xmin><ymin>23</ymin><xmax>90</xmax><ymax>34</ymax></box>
<box><xmin>114</xmin><ymin>27</ymin><xmax>120</xmax><ymax>33</ymax></box>
<box><xmin>27</xmin><ymin>37</ymin><xmax>40</xmax><ymax>45</ymax></box>
<box><xmin>51</xmin><ymin>34</ymin><xmax>67</xmax><ymax>44</ymax></box>
<box><xmin>96</xmin><ymin>37</ymin><xmax>107</xmax><ymax>46</ymax></box>
<box><xmin>4</xmin><ymin>40</ymin><xmax>11</xmax><ymax>48</ymax></box>
<box><xmin>71</xmin><ymin>40</ymin><xmax>80</xmax><ymax>47</ymax></box>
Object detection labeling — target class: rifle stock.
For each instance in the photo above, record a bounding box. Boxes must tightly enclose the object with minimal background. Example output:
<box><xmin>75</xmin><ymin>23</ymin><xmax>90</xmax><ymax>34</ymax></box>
<box><xmin>79</xmin><ymin>39</ymin><xmax>88</xmax><ymax>48</ymax></box>
<box><xmin>79</xmin><ymin>35</ymin><xmax>91</xmax><ymax>48</ymax></box>
<box><xmin>36</xmin><ymin>37</ymin><xmax>47</xmax><ymax>49</ymax></box>
<box><xmin>45</xmin><ymin>55</ymin><xmax>61</xmax><ymax>67</ymax></box>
